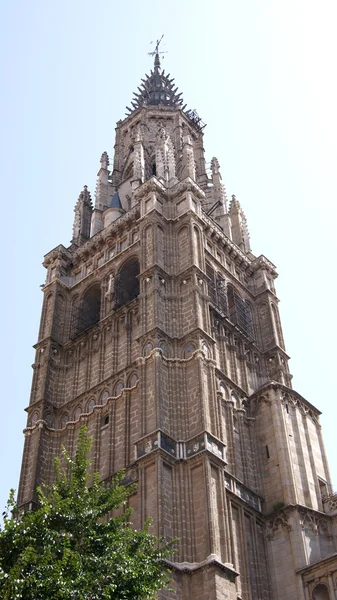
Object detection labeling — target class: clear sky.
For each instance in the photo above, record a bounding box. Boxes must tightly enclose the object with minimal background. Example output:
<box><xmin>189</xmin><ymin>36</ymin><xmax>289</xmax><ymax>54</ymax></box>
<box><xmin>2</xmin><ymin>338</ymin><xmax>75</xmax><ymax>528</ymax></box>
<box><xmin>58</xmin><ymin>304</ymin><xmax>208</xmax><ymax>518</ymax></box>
<box><xmin>1</xmin><ymin>0</ymin><xmax>336</xmax><ymax>514</ymax></box>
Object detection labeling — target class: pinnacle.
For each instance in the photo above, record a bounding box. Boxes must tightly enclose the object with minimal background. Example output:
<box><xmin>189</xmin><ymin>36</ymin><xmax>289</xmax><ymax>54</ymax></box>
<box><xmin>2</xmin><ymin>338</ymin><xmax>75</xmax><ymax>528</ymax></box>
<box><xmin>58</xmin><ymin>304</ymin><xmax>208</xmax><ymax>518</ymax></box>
<box><xmin>211</xmin><ymin>157</ymin><xmax>220</xmax><ymax>175</ymax></box>
<box><xmin>78</xmin><ymin>185</ymin><xmax>92</xmax><ymax>207</ymax></box>
<box><xmin>229</xmin><ymin>194</ymin><xmax>241</xmax><ymax>212</ymax></box>
<box><xmin>100</xmin><ymin>151</ymin><xmax>110</xmax><ymax>169</ymax></box>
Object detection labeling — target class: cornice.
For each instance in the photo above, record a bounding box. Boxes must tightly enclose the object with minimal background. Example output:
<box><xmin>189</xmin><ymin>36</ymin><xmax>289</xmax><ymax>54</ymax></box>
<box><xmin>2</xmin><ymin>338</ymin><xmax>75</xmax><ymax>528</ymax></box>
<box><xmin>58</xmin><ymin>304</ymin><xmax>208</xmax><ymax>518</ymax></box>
<box><xmin>250</xmin><ymin>254</ymin><xmax>277</xmax><ymax>276</ymax></box>
<box><xmin>248</xmin><ymin>381</ymin><xmax>321</xmax><ymax>416</ymax></box>
<box><xmin>295</xmin><ymin>551</ymin><xmax>337</xmax><ymax>574</ymax></box>
<box><xmin>134</xmin><ymin>176</ymin><xmax>167</xmax><ymax>199</ymax></box>
<box><xmin>166</xmin><ymin>555</ymin><xmax>239</xmax><ymax>579</ymax></box>
<box><xmin>168</xmin><ymin>177</ymin><xmax>206</xmax><ymax>200</ymax></box>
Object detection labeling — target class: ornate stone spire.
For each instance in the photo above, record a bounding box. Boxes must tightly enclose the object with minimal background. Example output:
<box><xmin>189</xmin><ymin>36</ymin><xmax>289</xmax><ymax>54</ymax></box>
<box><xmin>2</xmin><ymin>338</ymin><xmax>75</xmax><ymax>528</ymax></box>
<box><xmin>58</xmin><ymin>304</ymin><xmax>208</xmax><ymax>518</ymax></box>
<box><xmin>229</xmin><ymin>194</ymin><xmax>251</xmax><ymax>253</ymax></box>
<box><xmin>72</xmin><ymin>185</ymin><xmax>93</xmax><ymax>245</ymax></box>
<box><xmin>126</xmin><ymin>53</ymin><xmax>185</xmax><ymax>115</ymax></box>
<box><xmin>100</xmin><ymin>151</ymin><xmax>109</xmax><ymax>170</ymax></box>
<box><xmin>211</xmin><ymin>157</ymin><xmax>228</xmax><ymax>212</ymax></box>
<box><xmin>91</xmin><ymin>152</ymin><xmax>112</xmax><ymax>237</ymax></box>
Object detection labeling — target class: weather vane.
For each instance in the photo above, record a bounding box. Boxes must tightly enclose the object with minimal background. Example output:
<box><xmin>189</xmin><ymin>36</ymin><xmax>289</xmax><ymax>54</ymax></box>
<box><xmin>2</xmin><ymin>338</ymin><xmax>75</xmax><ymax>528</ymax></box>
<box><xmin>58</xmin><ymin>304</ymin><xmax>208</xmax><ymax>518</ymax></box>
<box><xmin>148</xmin><ymin>34</ymin><xmax>167</xmax><ymax>58</ymax></box>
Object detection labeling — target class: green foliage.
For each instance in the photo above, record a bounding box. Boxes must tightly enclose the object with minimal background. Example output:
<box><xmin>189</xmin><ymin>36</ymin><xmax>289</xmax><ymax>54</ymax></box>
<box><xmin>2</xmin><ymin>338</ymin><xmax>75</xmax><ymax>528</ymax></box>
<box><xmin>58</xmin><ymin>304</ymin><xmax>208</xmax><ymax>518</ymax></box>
<box><xmin>0</xmin><ymin>427</ymin><xmax>174</xmax><ymax>599</ymax></box>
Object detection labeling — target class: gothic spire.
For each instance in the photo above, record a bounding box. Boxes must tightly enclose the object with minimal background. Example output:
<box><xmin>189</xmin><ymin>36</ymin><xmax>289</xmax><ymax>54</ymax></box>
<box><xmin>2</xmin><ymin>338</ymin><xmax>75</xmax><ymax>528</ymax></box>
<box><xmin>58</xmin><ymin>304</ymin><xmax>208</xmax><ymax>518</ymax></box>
<box><xmin>229</xmin><ymin>194</ymin><xmax>251</xmax><ymax>253</ymax></box>
<box><xmin>126</xmin><ymin>52</ymin><xmax>185</xmax><ymax>115</ymax></box>
<box><xmin>72</xmin><ymin>185</ymin><xmax>93</xmax><ymax>245</ymax></box>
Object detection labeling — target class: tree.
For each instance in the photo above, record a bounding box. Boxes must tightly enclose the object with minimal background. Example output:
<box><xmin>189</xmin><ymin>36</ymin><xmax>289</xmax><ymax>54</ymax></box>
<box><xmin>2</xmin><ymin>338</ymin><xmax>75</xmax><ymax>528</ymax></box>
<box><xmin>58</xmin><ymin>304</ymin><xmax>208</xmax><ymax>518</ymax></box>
<box><xmin>0</xmin><ymin>427</ymin><xmax>174</xmax><ymax>599</ymax></box>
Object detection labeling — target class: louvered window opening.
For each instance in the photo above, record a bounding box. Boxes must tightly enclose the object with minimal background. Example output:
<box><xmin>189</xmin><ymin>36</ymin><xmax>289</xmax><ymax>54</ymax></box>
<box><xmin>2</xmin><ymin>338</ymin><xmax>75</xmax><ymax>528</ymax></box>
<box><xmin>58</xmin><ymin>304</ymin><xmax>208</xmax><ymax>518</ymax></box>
<box><xmin>70</xmin><ymin>286</ymin><xmax>101</xmax><ymax>339</ymax></box>
<box><xmin>228</xmin><ymin>288</ymin><xmax>254</xmax><ymax>339</ymax></box>
<box><xmin>114</xmin><ymin>259</ymin><xmax>140</xmax><ymax>309</ymax></box>
<box><xmin>206</xmin><ymin>263</ymin><xmax>228</xmax><ymax>316</ymax></box>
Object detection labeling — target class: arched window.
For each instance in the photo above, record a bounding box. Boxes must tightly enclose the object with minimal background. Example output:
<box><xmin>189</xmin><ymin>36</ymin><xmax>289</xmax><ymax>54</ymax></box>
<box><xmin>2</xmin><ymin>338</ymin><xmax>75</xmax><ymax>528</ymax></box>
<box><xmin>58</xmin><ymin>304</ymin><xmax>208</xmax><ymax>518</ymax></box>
<box><xmin>100</xmin><ymin>391</ymin><xmax>109</xmax><ymax>404</ymax></box>
<box><xmin>219</xmin><ymin>382</ymin><xmax>228</xmax><ymax>399</ymax></box>
<box><xmin>115</xmin><ymin>381</ymin><xmax>123</xmax><ymax>395</ymax></box>
<box><xmin>129</xmin><ymin>373</ymin><xmax>138</xmax><ymax>387</ymax></box>
<box><xmin>114</xmin><ymin>258</ymin><xmax>140</xmax><ymax>309</ymax></box>
<box><xmin>45</xmin><ymin>412</ymin><xmax>53</xmax><ymax>426</ymax></box>
<box><xmin>61</xmin><ymin>413</ymin><xmax>69</xmax><ymax>428</ymax></box>
<box><xmin>71</xmin><ymin>284</ymin><xmax>101</xmax><ymax>338</ymax></box>
<box><xmin>184</xmin><ymin>343</ymin><xmax>195</xmax><ymax>358</ymax></box>
<box><xmin>227</xmin><ymin>286</ymin><xmax>254</xmax><ymax>339</ymax></box>
<box><xmin>31</xmin><ymin>412</ymin><xmax>39</xmax><ymax>426</ymax></box>
<box><xmin>205</xmin><ymin>262</ymin><xmax>227</xmax><ymax>315</ymax></box>
<box><xmin>143</xmin><ymin>341</ymin><xmax>153</xmax><ymax>357</ymax></box>
<box><xmin>74</xmin><ymin>406</ymin><xmax>82</xmax><ymax>421</ymax></box>
<box><xmin>88</xmin><ymin>399</ymin><xmax>95</xmax><ymax>413</ymax></box>
<box><xmin>313</xmin><ymin>584</ymin><xmax>330</xmax><ymax>600</ymax></box>
<box><xmin>159</xmin><ymin>341</ymin><xmax>168</xmax><ymax>356</ymax></box>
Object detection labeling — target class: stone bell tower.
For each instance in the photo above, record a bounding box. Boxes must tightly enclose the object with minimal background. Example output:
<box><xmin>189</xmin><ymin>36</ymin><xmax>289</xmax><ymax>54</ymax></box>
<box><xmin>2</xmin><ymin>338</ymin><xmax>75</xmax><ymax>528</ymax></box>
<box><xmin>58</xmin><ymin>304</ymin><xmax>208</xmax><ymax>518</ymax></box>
<box><xmin>18</xmin><ymin>48</ymin><xmax>337</xmax><ymax>600</ymax></box>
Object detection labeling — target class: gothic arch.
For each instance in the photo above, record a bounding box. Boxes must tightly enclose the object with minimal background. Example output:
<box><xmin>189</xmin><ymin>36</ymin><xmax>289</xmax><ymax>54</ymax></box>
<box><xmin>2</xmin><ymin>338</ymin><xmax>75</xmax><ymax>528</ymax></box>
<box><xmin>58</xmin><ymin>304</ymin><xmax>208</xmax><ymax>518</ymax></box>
<box><xmin>114</xmin><ymin>257</ymin><xmax>140</xmax><ymax>309</ymax></box>
<box><xmin>143</xmin><ymin>340</ymin><xmax>153</xmax><ymax>356</ymax></box>
<box><xmin>143</xmin><ymin>225</ymin><xmax>153</xmax><ymax>269</ymax></box>
<box><xmin>60</xmin><ymin>413</ymin><xmax>69</xmax><ymax>428</ymax></box>
<box><xmin>312</xmin><ymin>583</ymin><xmax>330</xmax><ymax>600</ymax></box>
<box><xmin>128</xmin><ymin>372</ymin><xmax>138</xmax><ymax>387</ymax></box>
<box><xmin>71</xmin><ymin>283</ymin><xmax>101</xmax><ymax>338</ymax></box>
<box><xmin>73</xmin><ymin>406</ymin><xmax>82</xmax><ymax>421</ymax></box>
<box><xmin>177</xmin><ymin>226</ymin><xmax>190</xmax><ymax>272</ymax></box>
<box><xmin>193</xmin><ymin>225</ymin><xmax>202</xmax><ymax>268</ymax></box>
<box><xmin>40</xmin><ymin>292</ymin><xmax>53</xmax><ymax>339</ymax></box>
<box><xmin>271</xmin><ymin>302</ymin><xmax>285</xmax><ymax>349</ymax></box>
<box><xmin>100</xmin><ymin>390</ymin><xmax>109</xmax><ymax>404</ymax></box>
<box><xmin>115</xmin><ymin>381</ymin><xmax>124</xmax><ymax>395</ymax></box>
<box><xmin>156</xmin><ymin>225</ymin><xmax>164</xmax><ymax>267</ymax></box>
<box><xmin>227</xmin><ymin>285</ymin><xmax>254</xmax><ymax>338</ymax></box>
<box><xmin>219</xmin><ymin>382</ymin><xmax>229</xmax><ymax>399</ymax></box>
<box><xmin>31</xmin><ymin>411</ymin><xmax>39</xmax><ymax>426</ymax></box>
<box><xmin>87</xmin><ymin>398</ymin><xmax>96</xmax><ymax>412</ymax></box>
<box><xmin>184</xmin><ymin>342</ymin><xmax>195</xmax><ymax>359</ymax></box>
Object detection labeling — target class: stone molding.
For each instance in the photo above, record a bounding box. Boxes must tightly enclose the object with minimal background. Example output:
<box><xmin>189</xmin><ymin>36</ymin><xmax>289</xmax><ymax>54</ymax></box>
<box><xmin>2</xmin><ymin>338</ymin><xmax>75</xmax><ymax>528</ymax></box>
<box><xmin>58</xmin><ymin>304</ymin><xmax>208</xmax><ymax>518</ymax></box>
<box><xmin>248</xmin><ymin>382</ymin><xmax>321</xmax><ymax>418</ymax></box>
<box><xmin>266</xmin><ymin>504</ymin><xmax>334</xmax><ymax>541</ymax></box>
<box><xmin>166</xmin><ymin>555</ymin><xmax>239</xmax><ymax>580</ymax></box>
<box><xmin>23</xmin><ymin>379</ymin><xmax>139</xmax><ymax>434</ymax></box>
<box><xmin>135</xmin><ymin>429</ymin><xmax>227</xmax><ymax>464</ymax></box>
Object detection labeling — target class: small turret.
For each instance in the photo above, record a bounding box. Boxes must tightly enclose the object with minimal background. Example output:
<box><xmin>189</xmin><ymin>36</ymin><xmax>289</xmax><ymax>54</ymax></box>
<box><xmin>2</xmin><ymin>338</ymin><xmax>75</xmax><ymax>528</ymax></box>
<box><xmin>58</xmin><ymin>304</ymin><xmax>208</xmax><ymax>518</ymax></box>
<box><xmin>229</xmin><ymin>194</ymin><xmax>251</xmax><ymax>252</ymax></box>
<box><xmin>103</xmin><ymin>191</ymin><xmax>125</xmax><ymax>228</ymax></box>
<box><xmin>72</xmin><ymin>185</ymin><xmax>93</xmax><ymax>245</ymax></box>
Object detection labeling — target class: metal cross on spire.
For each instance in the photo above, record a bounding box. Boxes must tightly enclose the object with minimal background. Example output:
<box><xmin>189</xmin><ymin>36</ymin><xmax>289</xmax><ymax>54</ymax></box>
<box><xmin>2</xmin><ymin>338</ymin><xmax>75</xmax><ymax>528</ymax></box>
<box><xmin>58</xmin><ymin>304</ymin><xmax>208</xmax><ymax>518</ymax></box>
<box><xmin>148</xmin><ymin>34</ymin><xmax>167</xmax><ymax>60</ymax></box>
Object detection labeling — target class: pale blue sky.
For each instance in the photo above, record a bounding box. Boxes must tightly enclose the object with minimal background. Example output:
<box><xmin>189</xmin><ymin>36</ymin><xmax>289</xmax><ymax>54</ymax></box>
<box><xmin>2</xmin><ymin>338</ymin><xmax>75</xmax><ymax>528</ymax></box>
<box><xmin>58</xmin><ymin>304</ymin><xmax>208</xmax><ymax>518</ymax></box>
<box><xmin>1</xmin><ymin>0</ymin><xmax>336</xmax><ymax>513</ymax></box>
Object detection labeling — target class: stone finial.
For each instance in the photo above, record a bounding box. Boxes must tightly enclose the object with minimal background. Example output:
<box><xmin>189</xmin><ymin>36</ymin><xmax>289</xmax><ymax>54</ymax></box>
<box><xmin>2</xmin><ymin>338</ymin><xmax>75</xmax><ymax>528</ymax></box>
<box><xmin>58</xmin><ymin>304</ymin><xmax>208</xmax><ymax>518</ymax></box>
<box><xmin>72</xmin><ymin>185</ymin><xmax>93</xmax><ymax>245</ymax></box>
<box><xmin>100</xmin><ymin>151</ymin><xmax>110</xmax><ymax>170</ymax></box>
<box><xmin>229</xmin><ymin>194</ymin><xmax>251</xmax><ymax>252</ymax></box>
<box><xmin>79</xmin><ymin>185</ymin><xmax>93</xmax><ymax>207</ymax></box>
<box><xmin>229</xmin><ymin>194</ymin><xmax>240</xmax><ymax>210</ymax></box>
<box><xmin>211</xmin><ymin>157</ymin><xmax>221</xmax><ymax>176</ymax></box>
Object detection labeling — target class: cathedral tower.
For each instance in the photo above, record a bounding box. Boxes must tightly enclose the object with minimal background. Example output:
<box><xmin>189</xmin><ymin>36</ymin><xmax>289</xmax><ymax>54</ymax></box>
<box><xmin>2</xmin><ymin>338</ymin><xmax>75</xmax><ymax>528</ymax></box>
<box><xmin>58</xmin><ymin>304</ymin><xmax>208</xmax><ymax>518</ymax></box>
<box><xmin>18</xmin><ymin>50</ymin><xmax>337</xmax><ymax>600</ymax></box>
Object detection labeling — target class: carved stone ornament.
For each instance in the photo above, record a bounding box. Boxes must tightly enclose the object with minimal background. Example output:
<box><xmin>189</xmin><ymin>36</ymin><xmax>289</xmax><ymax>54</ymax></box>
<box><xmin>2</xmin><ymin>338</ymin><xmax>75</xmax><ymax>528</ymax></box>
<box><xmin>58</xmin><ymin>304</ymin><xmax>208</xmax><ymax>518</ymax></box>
<box><xmin>266</xmin><ymin>513</ymin><xmax>292</xmax><ymax>540</ymax></box>
<box><xmin>299</xmin><ymin>508</ymin><xmax>332</xmax><ymax>539</ymax></box>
